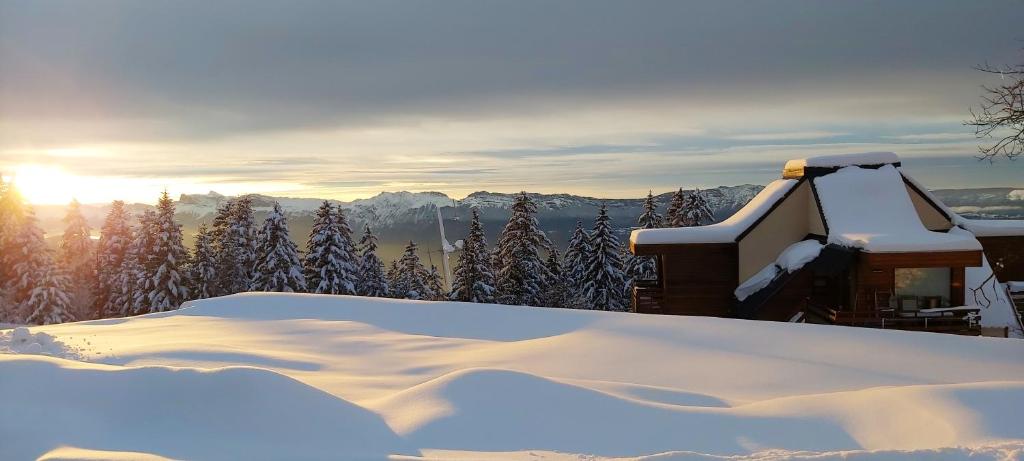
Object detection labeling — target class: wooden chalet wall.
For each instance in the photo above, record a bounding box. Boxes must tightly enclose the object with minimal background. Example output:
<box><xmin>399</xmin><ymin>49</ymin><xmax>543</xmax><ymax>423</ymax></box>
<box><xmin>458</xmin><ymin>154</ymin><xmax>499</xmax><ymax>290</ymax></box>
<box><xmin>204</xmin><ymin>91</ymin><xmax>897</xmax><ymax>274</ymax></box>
<box><xmin>977</xmin><ymin>236</ymin><xmax>1024</xmax><ymax>282</ymax></box>
<box><xmin>635</xmin><ymin>243</ymin><xmax>737</xmax><ymax>316</ymax></box>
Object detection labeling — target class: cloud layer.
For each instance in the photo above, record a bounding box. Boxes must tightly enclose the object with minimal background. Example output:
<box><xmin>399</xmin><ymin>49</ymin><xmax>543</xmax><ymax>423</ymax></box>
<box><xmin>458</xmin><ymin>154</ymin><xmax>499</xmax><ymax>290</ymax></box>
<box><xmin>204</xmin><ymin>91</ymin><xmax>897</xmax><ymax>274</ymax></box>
<box><xmin>1</xmin><ymin>0</ymin><xmax>1022</xmax><ymax>202</ymax></box>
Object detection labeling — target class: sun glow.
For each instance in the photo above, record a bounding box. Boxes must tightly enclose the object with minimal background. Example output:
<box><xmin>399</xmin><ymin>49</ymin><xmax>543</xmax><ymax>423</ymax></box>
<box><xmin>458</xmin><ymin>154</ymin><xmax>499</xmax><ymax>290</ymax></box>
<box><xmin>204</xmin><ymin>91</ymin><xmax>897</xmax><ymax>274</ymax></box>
<box><xmin>8</xmin><ymin>165</ymin><xmax>96</xmax><ymax>205</ymax></box>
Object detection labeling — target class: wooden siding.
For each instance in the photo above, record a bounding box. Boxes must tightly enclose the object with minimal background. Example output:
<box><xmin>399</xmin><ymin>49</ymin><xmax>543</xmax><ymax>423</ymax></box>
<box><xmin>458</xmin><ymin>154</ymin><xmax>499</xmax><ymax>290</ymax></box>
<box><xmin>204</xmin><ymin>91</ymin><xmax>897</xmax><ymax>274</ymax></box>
<box><xmin>635</xmin><ymin>243</ymin><xmax>737</xmax><ymax>316</ymax></box>
<box><xmin>860</xmin><ymin>250</ymin><xmax>982</xmax><ymax>268</ymax></box>
<box><xmin>977</xmin><ymin>236</ymin><xmax>1024</xmax><ymax>282</ymax></box>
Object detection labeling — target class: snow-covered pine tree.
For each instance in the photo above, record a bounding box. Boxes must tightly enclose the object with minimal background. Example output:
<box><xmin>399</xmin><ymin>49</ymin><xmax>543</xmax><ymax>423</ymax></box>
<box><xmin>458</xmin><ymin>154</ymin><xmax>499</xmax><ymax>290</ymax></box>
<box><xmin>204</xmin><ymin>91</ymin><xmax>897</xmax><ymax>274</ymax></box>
<box><xmin>494</xmin><ymin>192</ymin><xmax>551</xmax><ymax>306</ymax></box>
<box><xmin>542</xmin><ymin>248</ymin><xmax>569</xmax><ymax>308</ymax></box>
<box><xmin>425</xmin><ymin>265</ymin><xmax>445</xmax><ymax>301</ymax></box>
<box><xmin>665</xmin><ymin>188</ymin><xmax>687</xmax><ymax>227</ymax></box>
<box><xmin>638</xmin><ymin>191</ymin><xmax>663</xmax><ymax>229</ymax></box>
<box><xmin>250</xmin><ymin>202</ymin><xmax>306</xmax><ymax>292</ymax></box>
<box><xmin>59</xmin><ymin>199</ymin><xmax>94</xmax><ymax>281</ymax></box>
<box><xmin>59</xmin><ymin>199</ymin><xmax>95</xmax><ymax>318</ymax></box>
<box><xmin>304</xmin><ymin>201</ymin><xmax>346</xmax><ymax>294</ymax></box>
<box><xmin>561</xmin><ymin>220</ymin><xmax>591</xmax><ymax>309</ymax></box>
<box><xmin>109</xmin><ymin>218</ymin><xmax>144</xmax><ymax>316</ymax></box>
<box><xmin>386</xmin><ymin>260</ymin><xmax>401</xmax><ymax>298</ymax></box>
<box><xmin>624</xmin><ymin>191</ymin><xmax>662</xmax><ymax>302</ymax></box>
<box><xmin>449</xmin><ymin>208</ymin><xmax>496</xmax><ymax>304</ymax></box>
<box><xmin>393</xmin><ymin>241</ymin><xmax>429</xmax><ymax>300</ymax></box>
<box><xmin>356</xmin><ymin>225</ymin><xmax>389</xmax><ymax>297</ymax></box>
<box><xmin>146</xmin><ymin>191</ymin><xmax>190</xmax><ymax>312</ymax></box>
<box><xmin>93</xmin><ymin>201</ymin><xmax>132</xmax><ymax>318</ymax></box>
<box><xmin>189</xmin><ymin>224</ymin><xmax>218</xmax><ymax>300</ymax></box>
<box><xmin>216</xmin><ymin>197</ymin><xmax>257</xmax><ymax>295</ymax></box>
<box><xmin>305</xmin><ymin>202</ymin><xmax>358</xmax><ymax>295</ymax></box>
<box><xmin>5</xmin><ymin>209</ymin><xmax>49</xmax><ymax>323</ymax></box>
<box><xmin>681</xmin><ymin>188</ymin><xmax>715</xmax><ymax>227</ymax></box>
<box><xmin>620</xmin><ymin>243</ymin><xmax>639</xmax><ymax>309</ymax></box>
<box><xmin>581</xmin><ymin>205</ymin><xmax>628</xmax><ymax>311</ymax></box>
<box><xmin>333</xmin><ymin>205</ymin><xmax>359</xmax><ymax>294</ymax></box>
<box><xmin>24</xmin><ymin>262</ymin><xmax>75</xmax><ymax>325</ymax></box>
<box><xmin>0</xmin><ymin>180</ymin><xmax>26</xmax><ymax>313</ymax></box>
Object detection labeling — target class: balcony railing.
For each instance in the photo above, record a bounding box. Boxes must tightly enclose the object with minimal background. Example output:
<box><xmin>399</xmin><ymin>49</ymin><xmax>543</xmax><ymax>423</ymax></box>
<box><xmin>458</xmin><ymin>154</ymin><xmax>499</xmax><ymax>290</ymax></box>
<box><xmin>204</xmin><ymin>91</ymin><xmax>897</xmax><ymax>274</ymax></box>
<box><xmin>804</xmin><ymin>302</ymin><xmax>981</xmax><ymax>335</ymax></box>
<box><xmin>632</xmin><ymin>279</ymin><xmax>663</xmax><ymax>313</ymax></box>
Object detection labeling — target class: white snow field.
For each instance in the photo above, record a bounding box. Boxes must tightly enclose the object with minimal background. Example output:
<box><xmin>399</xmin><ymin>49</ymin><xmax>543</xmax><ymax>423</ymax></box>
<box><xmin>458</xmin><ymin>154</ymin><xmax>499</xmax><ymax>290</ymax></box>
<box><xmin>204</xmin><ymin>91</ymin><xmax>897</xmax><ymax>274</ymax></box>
<box><xmin>3</xmin><ymin>294</ymin><xmax>1024</xmax><ymax>460</ymax></box>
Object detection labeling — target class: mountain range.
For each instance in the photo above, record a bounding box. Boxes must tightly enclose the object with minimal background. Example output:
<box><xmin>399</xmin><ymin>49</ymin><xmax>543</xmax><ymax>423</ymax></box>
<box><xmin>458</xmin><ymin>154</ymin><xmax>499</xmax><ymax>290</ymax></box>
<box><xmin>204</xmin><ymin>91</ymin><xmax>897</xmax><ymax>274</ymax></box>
<box><xmin>33</xmin><ymin>185</ymin><xmax>1023</xmax><ymax>263</ymax></box>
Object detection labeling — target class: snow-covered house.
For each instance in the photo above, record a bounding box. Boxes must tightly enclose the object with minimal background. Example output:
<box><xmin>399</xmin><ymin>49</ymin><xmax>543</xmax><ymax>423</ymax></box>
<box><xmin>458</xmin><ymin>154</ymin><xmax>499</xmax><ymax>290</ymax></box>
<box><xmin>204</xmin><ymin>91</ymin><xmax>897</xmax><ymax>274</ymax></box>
<box><xmin>630</xmin><ymin>152</ymin><xmax>1024</xmax><ymax>337</ymax></box>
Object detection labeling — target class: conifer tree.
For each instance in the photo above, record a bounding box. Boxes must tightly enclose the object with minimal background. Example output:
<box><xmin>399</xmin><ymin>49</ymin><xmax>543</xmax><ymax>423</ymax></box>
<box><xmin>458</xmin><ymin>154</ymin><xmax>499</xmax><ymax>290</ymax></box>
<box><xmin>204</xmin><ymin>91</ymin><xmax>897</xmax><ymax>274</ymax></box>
<box><xmin>109</xmin><ymin>219</ymin><xmax>144</xmax><ymax>316</ymax></box>
<box><xmin>393</xmin><ymin>241</ymin><xmax>429</xmax><ymax>300</ymax></box>
<box><xmin>581</xmin><ymin>205</ymin><xmax>627</xmax><ymax>311</ymax></box>
<box><xmin>305</xmin><ymin>202</ymin><xmax>358</xmax><ymax>295</ymax></box>
<box><xmin>638</xmin><ymin>191</ymin><xmax>663</xmax><ymax>229</ymax></box>
<box><xmin>561</xmin><ymin>220</ymin><xmax>591</xmax><ymax>309</ymax></box>
<box><xmin>542</xmin><ymin>248</ymin><xmax>569</xmax><ymax>308</ymax></box>
<box><xmin>59</xmin><ymin>199</ymin><xmax>94</xmax><ymax>281</ymax></box>
<box><xmin>425</xmin><ymin>265</ymin><xmax>445</xmax><ymax>301</ymax></box>
<box><xmin>129</xmin><ymin>211</ymin><xmax>158</xmax><ymax>315</ymax></box>
<box><xmin>449</xmin><ymin>208</ymin><xmax>496</xmax><ymax>303</ymax></box>
<box><xmin>494</xmin><ymin>192</ymin><xmax>551</xmax><ymax>306</ymax></box>
<box><xmin>356</xmin><ymin>225</ymin><xmax>389</xmax><ymax>297</ymax></box>
<box><xmin>665</xmin><ymin>188</ymin><xmax>687</xmax><ymax>227</ymax></box>
<box><xmin>250</xmin><ymin>202</ymin><xmax>306</xmax><ymax>292</ymax></box>
<box><xmin>0</xmin><ymin>180</ymin><xmax>25</xmax><ymax>313</ymax></box>
<box><xmin>625</xmin><ymin>191</ymin><xmax>662</xmax><ymax>296</ymax></box>
<box><xmin>59</xmin><ymin>199</ymin><xmax>95</xmax><ymax>318</ymax></box>
<box><xmin>93</xmin><ymin>201</ymin><xmax>132</xmax><ymax>318</ymax></box>
<box><xmin>216</xmin><ymin>197</ymin><xmax>257</xmax><ymax>295</ymax></box>
<box><xmin>5</xmin><ymin>209</ymin><xmax>49</xmax><ymax>323</ymax></box>
<box><xmin>681</xmin><ymin>188</ymin><xmax>715</xmax><ymax>227</ymax></box>
<box><xmin>0</xmin><ymin>181</ymin><xmax>26</xmax><ymax>290</ymax></box>
<box><xmin>333</xmin><ymin>206</ymin><xmax>359</xmax><ymax>294</ymax></box>
<box><xmin>146</xmin><ymin>191</ymin><xmax>190</xmax><ymax>312</ymax></box>
<box><xmin>386</xmin><ymin>260</ymin><xmax>401</xmax><ymax>298</ymax></box>
<box><xmin>24</xmin><ymin>262</ymin><xmax>75</xmax><ymax>325</ymax></box>
<box><xmin>304</xmin><ymin>201</ymin><xmax>351</xmax><ymax>294</ymax></box>
<box><xmin>189</xmin><ymin>224</ymin><xmax>218</xmax><ymax>300</ymax></box>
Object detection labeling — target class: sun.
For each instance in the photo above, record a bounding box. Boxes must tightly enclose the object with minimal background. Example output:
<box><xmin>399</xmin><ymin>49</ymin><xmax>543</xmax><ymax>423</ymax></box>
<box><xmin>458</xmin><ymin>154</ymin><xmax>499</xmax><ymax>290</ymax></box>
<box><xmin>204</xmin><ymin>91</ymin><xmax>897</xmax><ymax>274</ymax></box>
<box><xmin>9</xmin><ymin>164</ymin><xmax>89</xmax><ymax>205</ymax></box>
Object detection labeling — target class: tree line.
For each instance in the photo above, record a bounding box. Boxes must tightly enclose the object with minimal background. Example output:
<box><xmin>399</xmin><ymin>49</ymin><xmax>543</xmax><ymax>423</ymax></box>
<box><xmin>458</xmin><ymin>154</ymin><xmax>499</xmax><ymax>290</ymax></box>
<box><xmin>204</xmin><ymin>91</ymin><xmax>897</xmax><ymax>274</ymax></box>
<box><xmin>0</xmin><ymin>179</ymin><xmax>714</xmax><ymax>324</ymax></box>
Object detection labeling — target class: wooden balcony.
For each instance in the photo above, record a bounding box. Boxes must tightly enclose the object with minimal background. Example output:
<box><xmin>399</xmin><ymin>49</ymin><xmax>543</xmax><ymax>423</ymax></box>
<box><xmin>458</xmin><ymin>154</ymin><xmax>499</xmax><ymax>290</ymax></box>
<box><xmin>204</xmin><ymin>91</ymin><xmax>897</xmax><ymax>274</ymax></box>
<box><xmin>632</xmin><ymin>279</ymin><xmax>663</xmax><ymax>313</ymax></box>
<box><xmin>804</xmin><ymin>302</ymin><xmax>981</xmax><ymax>335</ymax></box>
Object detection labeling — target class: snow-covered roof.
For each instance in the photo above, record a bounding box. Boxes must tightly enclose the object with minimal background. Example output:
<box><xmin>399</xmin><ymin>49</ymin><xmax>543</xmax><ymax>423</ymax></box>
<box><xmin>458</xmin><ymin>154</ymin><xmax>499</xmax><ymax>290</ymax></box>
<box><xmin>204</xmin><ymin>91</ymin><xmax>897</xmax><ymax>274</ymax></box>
<box><xmin>630</xmin><ymin>179</ymin><xmax>797</xmax><ymax>245</ymax></box>
<box><xmin>814</xmin><ymin>165</ymin><xmax>981</xmax><ymax>253</ymax></box>
<box><xmin>735</xmin><ymin>240</ymin><xmax>824</xmax><ymax>301</ymax></box>
<box><xmin>784</xmin><ymin>152</ymin><xmax>900</xmax><ymax>171</ymax></box>
<box><xmin>956</xmin><ymin>219</ymin><xmax>1024</xmax><ymax>237</ymax></box>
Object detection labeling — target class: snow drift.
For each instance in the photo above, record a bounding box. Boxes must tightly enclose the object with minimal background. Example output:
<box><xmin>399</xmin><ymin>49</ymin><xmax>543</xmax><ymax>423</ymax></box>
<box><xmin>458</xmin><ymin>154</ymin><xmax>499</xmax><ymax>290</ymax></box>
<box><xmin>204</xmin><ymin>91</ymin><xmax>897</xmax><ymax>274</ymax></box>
<box><xmin>2</xmin><ymin>293</ymin><xmax>1024</xmax><ymax>460</ymax></box>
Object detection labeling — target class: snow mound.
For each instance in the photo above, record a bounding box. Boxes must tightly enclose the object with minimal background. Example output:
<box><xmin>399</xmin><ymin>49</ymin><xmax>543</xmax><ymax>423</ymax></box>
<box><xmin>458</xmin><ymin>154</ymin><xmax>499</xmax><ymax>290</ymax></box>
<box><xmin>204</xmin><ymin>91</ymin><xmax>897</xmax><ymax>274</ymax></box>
<box><xmin>815</xmin><ymin>165</ymin><xmax>981</xmax><ymax>252</ymax></box>
<box><xmin>377</xmin><ymin>368</ymin><xmax>1024</xmax><ymax>458</ymax></box>
<box><xmin>631</xmin><ymin>179</ymin><xmax>797</xmax><ymax>245</ymax></box>
<box><xmin>8</xmin><ymin>294</ymin><xmax>1024</xmax><ymax>459</ymax></box>
<box><xmin>376</xmin><ymin>368</ymin><xmax>855</xmax><ymax>457</ymax></box>
<box><xmin>0</xmin><ymin>327</ymin><xmax>84</xmax><ymax>359</ymax></box>
<box><xmin>0</xmin><ymin>354</ymin><xmax>413</xmax><ymax>460</ymax></box>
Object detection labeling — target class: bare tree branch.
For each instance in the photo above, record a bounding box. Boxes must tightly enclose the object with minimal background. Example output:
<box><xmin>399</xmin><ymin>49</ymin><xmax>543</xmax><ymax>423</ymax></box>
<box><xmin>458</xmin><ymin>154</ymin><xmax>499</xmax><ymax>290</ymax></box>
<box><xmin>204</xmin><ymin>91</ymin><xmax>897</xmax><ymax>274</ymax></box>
<box><xmin>965</xmin><ymin>55</ymin><xmax>1024</xmax><ymax>161</ymax></box>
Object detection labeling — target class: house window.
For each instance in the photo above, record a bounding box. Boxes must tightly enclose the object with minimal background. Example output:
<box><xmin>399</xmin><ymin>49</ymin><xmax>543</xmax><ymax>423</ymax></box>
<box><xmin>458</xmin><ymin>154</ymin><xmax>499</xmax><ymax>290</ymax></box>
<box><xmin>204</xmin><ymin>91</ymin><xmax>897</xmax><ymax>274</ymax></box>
<box><xmin>894</xmin><ymin>268</ymin><xmax>951</xmax><ymax>309</ymax></box>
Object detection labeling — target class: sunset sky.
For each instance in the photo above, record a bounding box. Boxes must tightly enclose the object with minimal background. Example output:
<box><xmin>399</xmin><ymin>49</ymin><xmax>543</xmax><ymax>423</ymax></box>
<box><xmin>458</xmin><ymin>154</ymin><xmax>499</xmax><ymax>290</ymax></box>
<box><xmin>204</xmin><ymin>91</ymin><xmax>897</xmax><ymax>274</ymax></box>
<box><xmin>2</xmin><ymin>0</ymin><xmax>1023</xmax><ymax>204</ymax></box>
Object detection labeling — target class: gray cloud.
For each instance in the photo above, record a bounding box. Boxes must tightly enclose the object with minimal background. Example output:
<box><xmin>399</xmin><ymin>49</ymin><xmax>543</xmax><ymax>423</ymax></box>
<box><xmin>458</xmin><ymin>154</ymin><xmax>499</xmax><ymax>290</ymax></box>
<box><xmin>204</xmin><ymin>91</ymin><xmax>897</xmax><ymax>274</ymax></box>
<box><xmin>2</xmin><ymin>0</ymin><xmax>1022</xmax><ymax>144</ymax></box>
